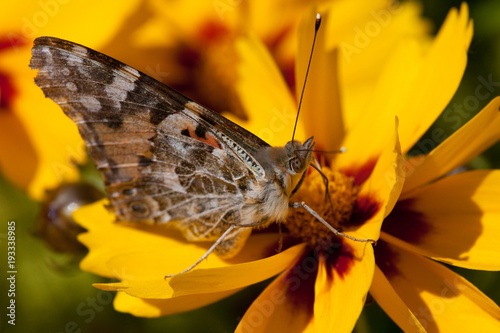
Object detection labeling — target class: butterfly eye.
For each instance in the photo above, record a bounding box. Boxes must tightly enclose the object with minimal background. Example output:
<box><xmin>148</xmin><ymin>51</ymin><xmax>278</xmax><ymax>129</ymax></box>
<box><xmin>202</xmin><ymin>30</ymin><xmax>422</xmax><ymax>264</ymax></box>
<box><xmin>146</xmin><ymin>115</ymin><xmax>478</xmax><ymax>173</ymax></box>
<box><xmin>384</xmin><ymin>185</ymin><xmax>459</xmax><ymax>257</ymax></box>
<box><xmin>289</xmin><ymin>158</ymin><xmax>303</xmax><ymax>173</ymax></box>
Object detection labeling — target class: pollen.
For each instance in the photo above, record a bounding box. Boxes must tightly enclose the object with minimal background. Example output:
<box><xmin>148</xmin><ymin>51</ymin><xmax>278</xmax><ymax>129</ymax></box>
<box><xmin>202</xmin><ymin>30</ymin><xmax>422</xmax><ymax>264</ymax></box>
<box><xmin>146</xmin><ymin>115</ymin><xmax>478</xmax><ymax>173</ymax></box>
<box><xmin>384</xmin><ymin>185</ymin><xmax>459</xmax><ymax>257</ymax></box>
<box><xmin>285</xmin><ymin>168</ymin><xmax>359</xmax><ymax>251</ymax></box>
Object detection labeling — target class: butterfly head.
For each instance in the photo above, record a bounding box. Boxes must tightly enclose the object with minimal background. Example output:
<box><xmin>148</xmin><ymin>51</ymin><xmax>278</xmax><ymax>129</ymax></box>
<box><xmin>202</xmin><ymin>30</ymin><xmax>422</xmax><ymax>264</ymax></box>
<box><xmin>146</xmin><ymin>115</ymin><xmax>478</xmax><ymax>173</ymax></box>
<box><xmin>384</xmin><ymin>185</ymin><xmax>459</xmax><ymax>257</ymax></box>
<box><xmin>285</xmin><ymin>136</ymin><xmax>315</xmax><ymax>175</ymax></box>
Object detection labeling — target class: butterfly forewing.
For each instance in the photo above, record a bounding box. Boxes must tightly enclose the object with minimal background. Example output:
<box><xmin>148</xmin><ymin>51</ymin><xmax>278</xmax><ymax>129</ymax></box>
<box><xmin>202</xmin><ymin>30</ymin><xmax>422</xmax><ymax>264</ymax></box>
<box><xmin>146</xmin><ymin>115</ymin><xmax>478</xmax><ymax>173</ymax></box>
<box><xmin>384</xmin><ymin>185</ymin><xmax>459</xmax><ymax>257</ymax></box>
<box><xmin>30</xmin><ymin>37</ymin><xmax>268</xmax><ymax>256</ymax></box>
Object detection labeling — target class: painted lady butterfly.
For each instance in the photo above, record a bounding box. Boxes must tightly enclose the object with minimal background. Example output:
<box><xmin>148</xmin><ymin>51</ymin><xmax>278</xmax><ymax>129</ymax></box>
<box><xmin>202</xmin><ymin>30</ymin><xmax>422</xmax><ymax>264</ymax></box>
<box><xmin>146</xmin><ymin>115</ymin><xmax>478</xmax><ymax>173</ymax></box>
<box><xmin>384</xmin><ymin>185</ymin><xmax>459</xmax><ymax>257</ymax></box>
<box><xmin>30</xmin><ymin>18</ymin><xmax>373</xmax><ymax>275</ymax></box>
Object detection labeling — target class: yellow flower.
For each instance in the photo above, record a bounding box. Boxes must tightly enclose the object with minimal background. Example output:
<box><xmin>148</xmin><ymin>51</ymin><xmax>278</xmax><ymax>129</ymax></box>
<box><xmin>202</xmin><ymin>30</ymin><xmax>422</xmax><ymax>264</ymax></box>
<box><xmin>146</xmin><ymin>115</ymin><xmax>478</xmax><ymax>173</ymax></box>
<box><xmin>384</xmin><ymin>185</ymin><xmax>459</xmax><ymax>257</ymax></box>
<box><xmin>234</xmin><ymin>2</ymin><xmax>500</xmax><ymax>331</ymax></box>
<box><xmin>0</xmin><ymin>0</ymin><xmax>141</xmax><ymax>200</ymax></box>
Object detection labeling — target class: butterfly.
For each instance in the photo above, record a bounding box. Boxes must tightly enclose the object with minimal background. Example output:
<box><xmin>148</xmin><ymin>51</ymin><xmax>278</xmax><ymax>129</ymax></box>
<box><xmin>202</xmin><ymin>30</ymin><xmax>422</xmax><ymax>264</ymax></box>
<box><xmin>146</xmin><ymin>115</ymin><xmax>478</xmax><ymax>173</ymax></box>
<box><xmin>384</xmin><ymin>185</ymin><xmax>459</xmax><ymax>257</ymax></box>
<box><xmin>30</xmin><ymin>31</ymin><xmax>373</xmax><ymax>275</ymax></box>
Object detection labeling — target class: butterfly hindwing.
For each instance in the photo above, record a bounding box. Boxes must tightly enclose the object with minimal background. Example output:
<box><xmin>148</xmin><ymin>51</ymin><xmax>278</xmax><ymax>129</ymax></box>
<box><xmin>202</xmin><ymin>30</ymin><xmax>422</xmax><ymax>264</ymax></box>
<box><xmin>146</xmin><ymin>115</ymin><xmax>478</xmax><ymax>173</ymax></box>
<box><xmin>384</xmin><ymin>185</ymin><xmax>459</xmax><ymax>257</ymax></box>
<box><xmin>30</xmin><ymin>37</ymin><xmax>267</xmax><ymax>256</ymax></box>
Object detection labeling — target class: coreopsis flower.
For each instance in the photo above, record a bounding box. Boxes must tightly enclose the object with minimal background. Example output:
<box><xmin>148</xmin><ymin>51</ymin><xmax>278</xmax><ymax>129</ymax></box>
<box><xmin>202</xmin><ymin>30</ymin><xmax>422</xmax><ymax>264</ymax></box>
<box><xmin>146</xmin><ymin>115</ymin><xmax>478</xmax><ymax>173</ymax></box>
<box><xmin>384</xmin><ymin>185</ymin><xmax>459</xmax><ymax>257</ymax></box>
<box><xmin>70</xmin><ymin>2</ymin><xmax>500</xmax><ymax>333</ymax></box>
<box><xmin>235</xmin><ymin>2</ymin><xmax>500</xmax><ymax>331</ymax></box>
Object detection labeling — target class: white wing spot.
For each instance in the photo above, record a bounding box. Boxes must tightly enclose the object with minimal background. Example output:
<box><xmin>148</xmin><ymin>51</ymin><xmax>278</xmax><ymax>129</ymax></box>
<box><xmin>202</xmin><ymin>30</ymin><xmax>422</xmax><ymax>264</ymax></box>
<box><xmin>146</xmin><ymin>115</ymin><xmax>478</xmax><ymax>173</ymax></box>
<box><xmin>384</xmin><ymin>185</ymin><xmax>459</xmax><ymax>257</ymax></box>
<box><xmin>105</xmin><ymin>75</ymin><xmax>135</xmax><ymax>101</ymax></box>
<box><xmin>66</xmin><ymin>54</ymin><xmax>84</xmax><ymax>67</ymax></box>
<box><xmin>80</xmin><ymin>96</ymin><xmax>102</xmax><ymax>112</ymax></box>
<box><xmin>66</xmin><ymin>82</ymin><xmax>77</xmax><ymax>91</ymax></box>
<box><xmin>40</xmin><ymin>47</ymin><xmax>53</xmax><ymax>63</ymax></box>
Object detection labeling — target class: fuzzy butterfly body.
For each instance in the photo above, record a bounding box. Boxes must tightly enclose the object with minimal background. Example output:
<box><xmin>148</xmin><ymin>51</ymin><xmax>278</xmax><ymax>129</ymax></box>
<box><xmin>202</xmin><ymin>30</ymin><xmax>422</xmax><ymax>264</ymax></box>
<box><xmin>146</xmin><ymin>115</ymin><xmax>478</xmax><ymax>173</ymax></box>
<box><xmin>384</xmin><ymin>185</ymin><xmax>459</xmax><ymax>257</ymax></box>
<box><xmin>30</xmin><ymin>37</ymin><xmax>315</xmax><ymax>259</ymax></box>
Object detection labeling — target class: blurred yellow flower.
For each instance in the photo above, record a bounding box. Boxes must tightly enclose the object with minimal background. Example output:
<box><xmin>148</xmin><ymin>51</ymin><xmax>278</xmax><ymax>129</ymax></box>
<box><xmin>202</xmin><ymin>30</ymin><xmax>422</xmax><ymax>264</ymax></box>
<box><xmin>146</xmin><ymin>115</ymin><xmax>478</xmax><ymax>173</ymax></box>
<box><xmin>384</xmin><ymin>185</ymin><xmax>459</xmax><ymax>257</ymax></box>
<box><xmin>99</xmin><ymin>0</ymin><xmax>323</xmax><ymax>117</ymax></box>
<box><xmin>0</xmin><ymin>0</ymin><xmax>141</xmax><ymax>199</ymax></box>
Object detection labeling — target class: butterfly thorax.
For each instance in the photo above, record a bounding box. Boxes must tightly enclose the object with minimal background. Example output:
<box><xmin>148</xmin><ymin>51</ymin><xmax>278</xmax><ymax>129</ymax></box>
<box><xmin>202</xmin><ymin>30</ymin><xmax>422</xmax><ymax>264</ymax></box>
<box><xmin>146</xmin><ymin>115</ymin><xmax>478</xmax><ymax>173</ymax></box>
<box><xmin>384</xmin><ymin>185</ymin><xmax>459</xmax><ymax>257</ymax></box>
<box><xmin>239</xmin><ymin>137</ymin><xmax>315</xmax><ymax>228</ymax></box>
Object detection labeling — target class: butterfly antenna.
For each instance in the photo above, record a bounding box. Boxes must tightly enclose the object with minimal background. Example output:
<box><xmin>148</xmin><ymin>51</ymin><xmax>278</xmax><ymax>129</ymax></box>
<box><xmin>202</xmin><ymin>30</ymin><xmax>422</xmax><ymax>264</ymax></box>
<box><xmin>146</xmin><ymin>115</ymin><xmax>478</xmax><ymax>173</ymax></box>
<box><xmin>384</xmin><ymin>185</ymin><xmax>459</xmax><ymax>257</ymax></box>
<box><xmin>294</xmin><ymin>147</ymin><xmax>347</xmax><ymax>154</ymax></box>
<box><xmin>291</xmin><ymin>13</ymin><xmax>322</xmax><ymax>142</ymax></box>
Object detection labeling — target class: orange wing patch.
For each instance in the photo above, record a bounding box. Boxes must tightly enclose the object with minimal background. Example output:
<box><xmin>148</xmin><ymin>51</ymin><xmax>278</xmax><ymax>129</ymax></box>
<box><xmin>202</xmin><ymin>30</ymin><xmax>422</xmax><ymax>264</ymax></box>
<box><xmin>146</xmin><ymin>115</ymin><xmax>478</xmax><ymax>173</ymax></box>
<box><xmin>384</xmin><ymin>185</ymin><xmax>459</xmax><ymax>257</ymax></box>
<box><xmin>181</xmin><ymin>124</ymin><xmax>222</xmax><ymax>149</ymax></box>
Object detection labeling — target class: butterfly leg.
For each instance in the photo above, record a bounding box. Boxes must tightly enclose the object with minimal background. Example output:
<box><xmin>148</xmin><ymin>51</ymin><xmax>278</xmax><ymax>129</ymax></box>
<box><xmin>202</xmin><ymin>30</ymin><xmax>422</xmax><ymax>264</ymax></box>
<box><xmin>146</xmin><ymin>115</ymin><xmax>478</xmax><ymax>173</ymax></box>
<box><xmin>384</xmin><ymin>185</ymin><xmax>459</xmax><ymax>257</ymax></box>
<box><xmin>309</xmin><ymin>160</ymin><xmax>335</xmax><ymax>215</ymax></box>
<box><xmin>164</xmin><ymin>225</ymin><xmax>239</xmax><ymax>278</ymax></box>
<box><xmin>289</xmin><ymin>201</ymin><xmax>377</xmax><ymax>244</ymax></box>
<box><xmin>290</xmin><ymin>168</ymin><xmax>308</xmax><ymax>198</ymax></box>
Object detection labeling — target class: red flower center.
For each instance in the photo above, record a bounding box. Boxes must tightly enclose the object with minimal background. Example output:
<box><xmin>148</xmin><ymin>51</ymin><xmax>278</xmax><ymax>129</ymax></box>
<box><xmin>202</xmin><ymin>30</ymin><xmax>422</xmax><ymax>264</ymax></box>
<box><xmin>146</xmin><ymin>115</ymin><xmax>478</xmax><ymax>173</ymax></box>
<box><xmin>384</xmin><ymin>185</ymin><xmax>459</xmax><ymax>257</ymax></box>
<box><xmin>197</xmin><ymin>20</ymin><xmax>230</xmax><ymax>44</ymax></box>
<box><xmin>282</xmin><ymin>241</ymin><xmax>356</xmax><ymax>318</ymax></box>
<box><xmin>0</xmin><ymin>72</ymin><xmax>16</xmax><ymax>110</ymax></box>
<box><xmin>0</xmin><ymin>35</ymin><xmax>26</xmax><ymax>110</ymax></box>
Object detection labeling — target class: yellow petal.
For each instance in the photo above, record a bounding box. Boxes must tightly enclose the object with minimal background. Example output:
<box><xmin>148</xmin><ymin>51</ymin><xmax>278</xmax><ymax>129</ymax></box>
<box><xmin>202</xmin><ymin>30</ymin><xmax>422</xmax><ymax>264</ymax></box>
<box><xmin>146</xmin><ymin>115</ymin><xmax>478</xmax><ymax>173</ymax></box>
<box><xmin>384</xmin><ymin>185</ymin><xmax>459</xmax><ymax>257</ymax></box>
<box><xmin>375</xmin><ymin>241</ymin><xmax>500</xmax><ymax>332</ymax></box>
<box><xmin>403</xmin><ymin>97</ymin><xmax>500</xmax><ymax>197</ymax></box>
<box><xmin>149</xmin><ymin>0</ymin><xmax>240</xmax><ymax>38</ymax></box>
<box><xmin>383</xmin><ymin>170</ymin><xmax>500</xmax><ymax>271</ymax></box>
<box><xmin>342</xmin><ymin>118</ymin><xmax>405</xmax><ymax>240</ymax></box>
<box><xmin>168</xmin><ymin>243</ymin><xmax>306</xmax><ymax>297</ymax></box>
<box><xmin>235</xmin><ymin>253</ymin><xmax>315</xmax><ymax>333</ymax></box>
<box><xmin>95</xmin><ymin>243</ymin><xmax>305</xmax><ymax>299</ymax></box>
<box><xmin>113</xmin><ymin>289</ymin><xmax>240</xmax><ymax>317</ymax></box>
<box><xmin>1</xmin><ymin>0</ymin><xmax>140</xmax><ymax>46</ymax></box>
<box><xmin>397</xmin><ymin>3</ymin><xmax>472</xmax><ymax>152</ymax></box>
<box><xmin>73</xmin><ymin>199</ymin><xmax>113</xmax><ymax>230</ymax></box>
<box><xmin>0</xmin><ymin>2</ymin><xmax>36</xmax><ymax>34</ymax></box>
<box><xmin>29</xmin><ymin>1</ymin><xmax>141</xmax><ymax>47</ymax></box>
<box><xmin>230</xmin><ymin>34</ymin><xmax>301</xmax><ymax>146</ymax></box>
<box><xmin>313</xmin><ymin>241</ymin><xmax>375</xmax><ymax>332</ymax></box>
<box><xmin>0</xmin><ymin>106</ymin><xmax>38</xmax><ymax>190</ymax></box>
<box><xmin>337</xmin><ymin>2</ymin><xmax>431</xmax><ymax>131</ymax></box>
<box><xmin>102</xmin><ymin>230</ymin><xmax>284</xmax><ymax>284</ymax></box>
<box><xmin>370</xmin><ymin>266</ymin><xmax>425</xmax><ymax>332</ymax></box>
<box><xmin>341</xmin><ymin>4</ymin><xmax>472</xmax><ymax>160</ymax></box>
<box><xmin>296</xmin><ymin>9</ymin><xmax>344</xmax><ymax>150</ymax></box>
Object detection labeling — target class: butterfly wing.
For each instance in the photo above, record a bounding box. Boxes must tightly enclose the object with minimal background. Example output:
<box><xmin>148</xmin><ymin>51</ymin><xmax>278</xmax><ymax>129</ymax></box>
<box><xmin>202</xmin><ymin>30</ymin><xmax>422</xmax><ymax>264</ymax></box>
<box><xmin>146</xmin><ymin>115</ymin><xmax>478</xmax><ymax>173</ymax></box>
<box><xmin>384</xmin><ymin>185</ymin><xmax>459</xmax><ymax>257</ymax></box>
<box><xmin>30</xmin><ymin>37</ymin><xmax>266</xmax><ymax>256</ymax></box>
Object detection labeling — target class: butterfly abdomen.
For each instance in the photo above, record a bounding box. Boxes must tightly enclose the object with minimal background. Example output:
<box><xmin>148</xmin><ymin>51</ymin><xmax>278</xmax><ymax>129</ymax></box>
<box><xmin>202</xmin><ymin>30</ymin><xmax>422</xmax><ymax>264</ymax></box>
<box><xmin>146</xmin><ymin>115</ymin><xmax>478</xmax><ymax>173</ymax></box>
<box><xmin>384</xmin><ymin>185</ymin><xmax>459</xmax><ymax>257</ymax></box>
<box><xmin>240</xmin><ymin>178</ymin><xmax>290</xmax><ymax>228</ymax></box>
